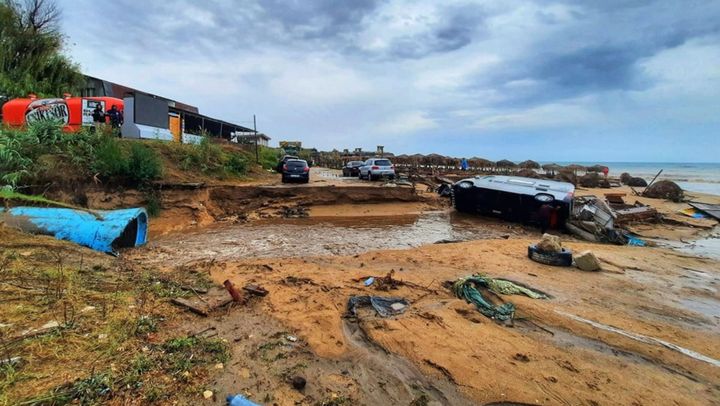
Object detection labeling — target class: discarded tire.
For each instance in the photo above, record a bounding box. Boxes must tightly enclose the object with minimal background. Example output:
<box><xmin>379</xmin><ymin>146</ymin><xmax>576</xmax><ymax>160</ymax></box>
<box><xmin>527</xmin><ymin>245</ymin><xmax>573</xmax><ymax>267</ymax></box>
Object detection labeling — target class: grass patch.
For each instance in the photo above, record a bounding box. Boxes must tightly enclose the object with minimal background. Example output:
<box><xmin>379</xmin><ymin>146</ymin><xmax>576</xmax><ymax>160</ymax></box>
<box><xmin>0</xmin><ymin>228</ymin><xmax>225</xmax><ymax>405</ymax></box>
<box><xmin>1</xmin><ymin>122</ymin><xmax>261</xmax><ymax>192</ymax></box>
<box><xmin>0</xmin><ymin>189</ymin><xmax>79</xmax><ymax>209</ymax></box>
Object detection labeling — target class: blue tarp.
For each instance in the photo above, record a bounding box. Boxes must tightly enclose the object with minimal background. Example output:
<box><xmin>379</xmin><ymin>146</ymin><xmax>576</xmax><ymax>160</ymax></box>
<box><xmin>0</xmin><ymin>206</ymin><xmax>148</xmax><ymax>254</ymax></box>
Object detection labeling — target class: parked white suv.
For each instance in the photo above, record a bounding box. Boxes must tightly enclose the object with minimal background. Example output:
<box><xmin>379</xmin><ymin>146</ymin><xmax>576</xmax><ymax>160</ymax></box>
<box><xmin>359</xmin><ymin>158</ymin><xmax>395</xmax><ymax>180</ymax></box>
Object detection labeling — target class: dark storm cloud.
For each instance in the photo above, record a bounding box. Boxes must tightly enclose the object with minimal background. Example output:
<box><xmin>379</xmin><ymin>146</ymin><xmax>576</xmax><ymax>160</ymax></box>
<box><xmin>475</xmin><ymin>0</ymin><xmax>720</xmax><ymax>107</ymax></box>
<box><xmin>69</xmin><ymin>0</ymin><xmax>487</xmax><ymax>62</ymax></box>
<box><xmin>535</xmin><ymin>46</ymin><xmax>647</xmax><ymax>91</ymax></box>
<box><xmin>257</xmin><ymin>0</ymin><xmax>380</xmax><ymax>39</ymax></box>
<box><xmin>386</xmin><ymin>5</ymin><xmax>485</xmax><ymax>59</ymax></box>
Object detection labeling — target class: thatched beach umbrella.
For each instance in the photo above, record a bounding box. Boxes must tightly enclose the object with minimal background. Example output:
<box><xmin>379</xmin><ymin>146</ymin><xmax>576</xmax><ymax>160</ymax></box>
<box><xmin>470</xmin><ymin>157</ymin><xmax>493</xmax><ymax>171</ymax></box>
<box><xmin>586</xmin><ymin>164</ymin><xmax>609</xmax><ymax>173</ymax></box>
<box><xmin>519</xmin><ymin>160</ymin><xmax>540</xmax><ymax>169</ymax></box>
<box><xmin>394</xmin><ymin>154</ymin><xmax>410</xmax><ymax>167</ymax></box>
<box><xmin>495</xmin><ymin>159</ymin><xmax>517</xmax><ymax>174</ymax></box>
<box><xmin>424</xmin><ymin>153</ymin><xmax>445</xmax><ymax>168</ymax></box>
<box><xmin>542</xmin><ymin>163</ymin><xmax>562</xmax><ymax>176</ymax></box>
<box><xmin>566</xmin><ymin>164</ymin><xmax>586</xmax><ymax>176</ymax></box>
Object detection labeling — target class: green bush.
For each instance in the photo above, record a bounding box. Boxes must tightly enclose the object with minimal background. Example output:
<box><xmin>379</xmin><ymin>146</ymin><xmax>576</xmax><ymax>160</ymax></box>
<box><xmin>226</xmin><ymin>152</ymin><xmax>247</xmax><ymax>175</ymax></box>
<box><xmin>127</xmin><ymin>143</ymin><xmax>162</xmax><ymax>184</ymax></box>
<box><xmin>258</xmin><ymin>146</ymin><xmax>281</xmax><ymax>170</ymax></box>
<box><xmin>92</xmin><ymin>136</ymin><xmax>127</xmax><ymax>177</ymax></box>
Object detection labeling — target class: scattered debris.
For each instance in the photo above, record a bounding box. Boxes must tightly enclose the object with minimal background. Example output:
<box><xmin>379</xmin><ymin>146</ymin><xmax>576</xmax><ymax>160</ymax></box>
<box><xmin>626</xmin><ymin>236</ymin><xmax>646</xmax><ymax>247</ymax></box>
<box><xmin>374</xmin><ymin>270</ymin><xmax>401</xmax><ymax>291</ymax></box>
<box><xmin>614</xmin><ymin>206</ymin><xmax>659</xmax><ymax>224</ymax></box>
<box><xmin>13</xmin><ymin>320</ymin><xmax>62</xmax><ymax>341</ymax></box>
<box><xmin>286</xmin><ymin>335</ymin><xmax>298</xmax><ymax>342</ymax></box>
<box><xmin>536</xmin><ymin>233</ymin><xmax>562</xmax><ymax>253</ymax></box>
<box><xmin>279</xmin><ymin>206</ymin><xmax>309</xmax><ymax>218</ymax></box>
<box><xmin>574</xmin><ymin>251</ymin><xmax>602</xmax><ymax>272</ymax></box>
<box><xmin>528</xmin><ymin>235</ymin><xmax>573</xmax><ymax>266</ymax></box>
<box><xmin>678</xmin><ymin>207</ymin><xmax>709</xmax><ymax>219</ymax></box>
<box><xmin>450</xmin><ymin>274</ymin><xmax>548</xmax><ymax>321</ymax></box>
<box><xmin>0</xmin><ymin>357</ymin><xmax>21</xmax><ymax>367</ymax></box>
<box><xmin>226</xmin><ymin>394</ymin><xmax>261</xmax><ymax>406</ymax></box>
<box><xmin>291</xmin><ymin>375</ymin><xmax>307</xmax><ymax>390</ymax></box>
<box><xmin>437</xmin><ymin>183</ymin><xmax>452</xmax><ymax>197</ymax></box>
<box><xmin>604</xmin><ymin>192</ymin><xmax>627</xmax><ymax>206</ymax></box>
<box><xmin>390</xmin><ymin>302</ymin><xmax>407</xmax><ymax>312</ymax></box>
<box><xmin>243</xmin><ymin>284</ymin><xmax>269</xmax><ymax>297</ymax></box>
<box><xmin>689</xmin><ymin>202</ymin><xmax>720</xmax><ymax>221</ymax></box>
<box><xmin>203</xmin><ymin>390</ymin><xmax>213</xmax><ymax>399</ymax></box>
<box><xmin>171</xmin><ymin>298</ymin><xmax>210</xmax><ymax>317</ymax></box>
<box><xmin>346</xmin><ymin>296</ymin><xmax>410</xmax><ymax>318</ymax></box>
<box><xmin>364</xmin><ymin>277</ymin><xmax>375</xmax><ymax>286</ymax></box>
<box><xmin>513</xmin><ymin>353</ymin><xmax>530</xmax><ymax>363</ymax></box>
<box><xmin>224</xmin><ymin>280</ymin><xmax>243</xmax><ymax>302</ymax></box>
<box><xmin>171</xmin><ymin>286</ymin><xmax>236</xmax><ymax>316</ymax></box>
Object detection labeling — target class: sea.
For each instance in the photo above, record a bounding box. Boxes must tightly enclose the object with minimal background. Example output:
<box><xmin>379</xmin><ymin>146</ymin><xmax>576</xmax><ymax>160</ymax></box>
<box><xmin>553</xmin><ymin>162</ymin><xmax>720</xmax><ymax>196</ymax></box>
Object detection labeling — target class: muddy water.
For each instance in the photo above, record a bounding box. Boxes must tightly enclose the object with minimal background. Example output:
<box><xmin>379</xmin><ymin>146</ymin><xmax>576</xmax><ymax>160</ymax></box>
<box><xmin>651</xmin><ymin>226</ymin><xmax>720</xmax><ymax>260</ymax></box>
<box><xmin>138</xmin><ymin>211</ymin><xmax>526</xmax><ymax>265</ymax></box>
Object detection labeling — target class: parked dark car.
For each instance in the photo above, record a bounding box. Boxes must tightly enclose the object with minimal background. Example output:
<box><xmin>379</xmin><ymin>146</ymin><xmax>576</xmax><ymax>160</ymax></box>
<box><xmin>451</xmin><ymin>175</ymin><xmax>575</xmax><ymax>227</ymax></box>
<box><xmin>276</xmin><ymin>155</ymin><xmax>299</xmax><ymax>172</ymax></box>
<box><xmin>342</xmin><ymin>161</ymin><xmax>364</xmax><ymax>177</ymax></box>
<box><xmin>281</xmin><ymin>159</ymin><xmax>310</xmax><ymax>183</ymax></box>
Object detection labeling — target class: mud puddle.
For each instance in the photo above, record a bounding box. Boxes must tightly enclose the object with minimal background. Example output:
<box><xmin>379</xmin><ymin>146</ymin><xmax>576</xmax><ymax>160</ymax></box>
<box><xmin>137</xmin><ymin>211</ymin><xmax>523</xmax><ymax>266</ymax></box>
<box><xmin>652</xmin><ymin>226</ymin><xmax>720</xmax><ymax>260</ymax></box>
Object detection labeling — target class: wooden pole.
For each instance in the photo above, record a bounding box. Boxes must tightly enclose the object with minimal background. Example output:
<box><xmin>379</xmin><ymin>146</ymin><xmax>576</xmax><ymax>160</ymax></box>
<box><xmin>253</xmin><ymin>114</ymin><xmax>258</xmax><ymax>164</ymax></box>
<box><xmin>645</xmin><ymin>169</ymin><xmax>663</xmax><ymax>190</ymax></box>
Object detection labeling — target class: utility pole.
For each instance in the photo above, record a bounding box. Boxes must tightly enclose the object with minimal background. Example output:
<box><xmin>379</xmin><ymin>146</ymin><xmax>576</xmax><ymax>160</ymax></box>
<box><xmin>253</xmin><ymin>114</ymin><xmax>258</xmax><ymax>164</ymax></box>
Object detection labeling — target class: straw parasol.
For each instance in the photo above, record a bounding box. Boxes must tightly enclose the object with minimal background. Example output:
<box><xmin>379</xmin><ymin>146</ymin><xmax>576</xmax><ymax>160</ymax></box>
<box><xmin>470</xmin><ymin>157</ymin><xmax>493</xmax><ymax>170</ymax></box>
<box><xmin>586</xmin><ymin>164</ymin><xmax>608</xmax><ymax>173</ymax></box>
<box><xmin>519</xmin><ymin>160</ymin><xmax>540</xmax><ymax>169</ymax></box>
<box><xmin>565</xmin><ymin>164</ymin><xmax>586</xmax><ymax>176</ymax></box>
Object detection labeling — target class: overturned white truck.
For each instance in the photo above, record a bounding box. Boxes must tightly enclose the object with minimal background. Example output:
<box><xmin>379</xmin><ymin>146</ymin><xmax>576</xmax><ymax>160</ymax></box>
<box><xmin>451</xmin><ymin>175</ymin><xmax>575</xmax><ymax>227</ymax></box>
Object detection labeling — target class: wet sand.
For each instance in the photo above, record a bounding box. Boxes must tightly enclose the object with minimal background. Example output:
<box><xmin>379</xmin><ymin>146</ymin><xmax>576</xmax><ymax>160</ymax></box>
<box><xmin>126</xmin><ymin>191</ymin><xmax>720</xmax><ymax>405</ymax></box>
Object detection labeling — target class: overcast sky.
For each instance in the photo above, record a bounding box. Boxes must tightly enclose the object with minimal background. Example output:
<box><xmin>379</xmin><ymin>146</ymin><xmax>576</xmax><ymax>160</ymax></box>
<box><xmin>59</xmin><ymin>0</ymin><xmax>720</xmax><ymax>162</ymax></box>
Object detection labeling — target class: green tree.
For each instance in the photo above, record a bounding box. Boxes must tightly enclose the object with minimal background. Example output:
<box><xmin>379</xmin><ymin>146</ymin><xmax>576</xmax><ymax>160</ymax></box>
<box><xmin>0</xmin><ymin>0</ymin><xmax>83</xmax><ymax>101</ymax></box>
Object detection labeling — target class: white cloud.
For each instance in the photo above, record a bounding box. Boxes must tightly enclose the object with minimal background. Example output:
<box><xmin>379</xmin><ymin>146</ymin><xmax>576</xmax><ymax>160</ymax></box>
<box><xmin>378</xmin><ymin>111</ymin><xmax>438</xmax><ymax>134</ymax></box>
<box><xmin>267</xmin><ymin>58</ymin><xmax>373</xmax><ymax>105</ymax></box>
<box><xmin>469</xmin><ymin>99</ymin><xmax>601</xmax><ymax>130</ymax></box>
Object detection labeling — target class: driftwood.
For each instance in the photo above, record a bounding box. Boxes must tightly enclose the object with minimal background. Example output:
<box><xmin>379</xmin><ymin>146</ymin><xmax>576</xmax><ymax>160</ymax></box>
<box><xmin>171</xmin><ymin>298</ymin><xmax>209</xmax><ymax>317</ymax></box>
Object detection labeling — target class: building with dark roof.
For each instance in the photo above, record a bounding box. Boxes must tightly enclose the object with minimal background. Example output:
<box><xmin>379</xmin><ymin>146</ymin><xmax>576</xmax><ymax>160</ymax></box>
<box><xmin>81</xmin><ymin>75</ymin><xmax>254</xmax><ymax>139</ymax></box>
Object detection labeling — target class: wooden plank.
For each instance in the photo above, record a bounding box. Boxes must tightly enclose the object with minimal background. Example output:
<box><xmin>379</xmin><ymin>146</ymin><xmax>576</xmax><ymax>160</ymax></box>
<box><xmin>171</xmin><ymin>298</ymin><xmax>208</xmax><ymax>317</ymax></box>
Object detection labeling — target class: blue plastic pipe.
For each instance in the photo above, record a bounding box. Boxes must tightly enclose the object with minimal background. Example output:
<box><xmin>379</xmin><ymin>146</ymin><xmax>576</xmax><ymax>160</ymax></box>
<box><xmin>0</xmin><ymin>206</ymin><xmax>148</xmax><ymax>254</ymax></box>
